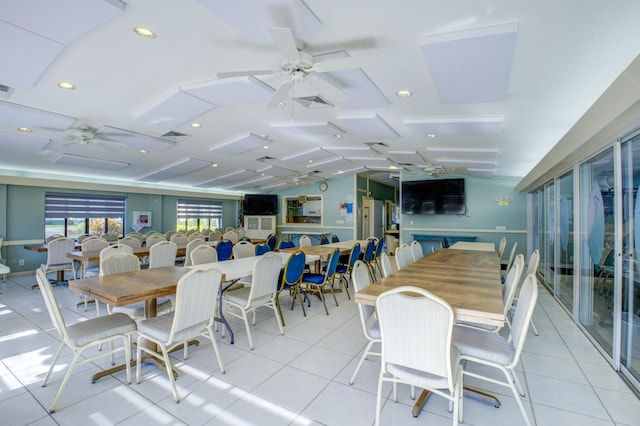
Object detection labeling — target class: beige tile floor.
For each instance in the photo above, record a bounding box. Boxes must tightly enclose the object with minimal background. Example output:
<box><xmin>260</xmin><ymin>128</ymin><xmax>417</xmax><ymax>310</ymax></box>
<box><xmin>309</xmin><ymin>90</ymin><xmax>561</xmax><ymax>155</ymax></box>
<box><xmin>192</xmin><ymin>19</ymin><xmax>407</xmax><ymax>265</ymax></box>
<box><xmin>0</xmin><ymin>270</ymin><xmax>639</xmax><ymax>425</ymax></box>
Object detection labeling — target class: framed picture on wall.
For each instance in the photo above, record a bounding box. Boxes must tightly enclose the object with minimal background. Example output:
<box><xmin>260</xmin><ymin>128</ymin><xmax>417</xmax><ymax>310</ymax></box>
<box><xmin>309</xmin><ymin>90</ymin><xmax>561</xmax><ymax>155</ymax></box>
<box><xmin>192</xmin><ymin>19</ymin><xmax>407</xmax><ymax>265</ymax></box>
<box><xmin>133</xmin><ymin>211</ymin><xmax>152</xmax><ymax>228</ymax></box>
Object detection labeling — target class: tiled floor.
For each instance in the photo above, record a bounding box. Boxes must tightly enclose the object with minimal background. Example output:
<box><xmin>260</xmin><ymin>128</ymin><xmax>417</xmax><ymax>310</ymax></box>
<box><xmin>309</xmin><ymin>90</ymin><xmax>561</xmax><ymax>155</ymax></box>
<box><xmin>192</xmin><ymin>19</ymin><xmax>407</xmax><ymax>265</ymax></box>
<box><xmin>1</xmin><ymin>271</ymin><xmax>639</xmax><ymax>425</ymax></box>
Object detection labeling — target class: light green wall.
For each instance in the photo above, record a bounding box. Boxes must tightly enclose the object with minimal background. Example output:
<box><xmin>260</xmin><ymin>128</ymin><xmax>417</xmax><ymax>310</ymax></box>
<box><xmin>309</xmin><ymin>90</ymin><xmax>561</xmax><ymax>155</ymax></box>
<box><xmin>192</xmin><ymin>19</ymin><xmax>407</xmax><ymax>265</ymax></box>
<box><xmin>0</xmin><ymin>184</ymin><xmax>239</xmax><ymax>273</ymax></box>
<box><xmin>400</xmin><ymin>175</ymin><xmax>526</xmax><ymax>253</ymax></box>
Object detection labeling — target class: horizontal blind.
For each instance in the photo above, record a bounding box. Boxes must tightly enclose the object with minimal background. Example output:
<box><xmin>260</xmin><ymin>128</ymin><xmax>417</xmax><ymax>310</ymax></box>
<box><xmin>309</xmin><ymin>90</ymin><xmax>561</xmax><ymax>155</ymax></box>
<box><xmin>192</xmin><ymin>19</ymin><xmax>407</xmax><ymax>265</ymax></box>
<box><xmin>177</xmin><ymin>199</ymin><xmax>223</xmax><ymax>219</ymax></box>
<box><xmin>45</xmin><ymin>192</ymin><xmax>126</xmax><ymax>218</ymax></box>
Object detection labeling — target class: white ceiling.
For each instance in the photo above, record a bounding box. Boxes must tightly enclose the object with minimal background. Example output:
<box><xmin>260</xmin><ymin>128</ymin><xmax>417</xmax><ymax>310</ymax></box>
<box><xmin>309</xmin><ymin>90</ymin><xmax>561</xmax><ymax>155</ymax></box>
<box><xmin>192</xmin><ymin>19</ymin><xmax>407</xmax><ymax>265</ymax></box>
<box><xmin>1</xmin><ymin>0</ymin><xmax>639</xmax><ymax>194</ymax></box>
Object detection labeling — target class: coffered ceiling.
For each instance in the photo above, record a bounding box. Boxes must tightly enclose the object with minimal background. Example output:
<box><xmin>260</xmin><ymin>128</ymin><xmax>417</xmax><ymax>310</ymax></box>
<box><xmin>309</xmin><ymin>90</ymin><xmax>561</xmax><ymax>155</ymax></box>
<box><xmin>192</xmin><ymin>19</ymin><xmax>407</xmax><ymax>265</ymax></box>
<box><xmin>1</xmin><ymin>0</ymin><xmax>639</xmax><ymax>194</ymax></box>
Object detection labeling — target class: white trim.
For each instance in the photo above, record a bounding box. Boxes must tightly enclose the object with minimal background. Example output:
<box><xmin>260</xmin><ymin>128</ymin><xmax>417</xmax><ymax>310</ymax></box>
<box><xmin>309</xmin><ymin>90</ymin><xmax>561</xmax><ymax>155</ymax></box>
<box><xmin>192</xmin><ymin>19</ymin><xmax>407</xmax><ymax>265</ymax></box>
<box><xmin>401</xmin><ymin>227</ymin><xmax>526</xmax><ymax>234</ymax></box>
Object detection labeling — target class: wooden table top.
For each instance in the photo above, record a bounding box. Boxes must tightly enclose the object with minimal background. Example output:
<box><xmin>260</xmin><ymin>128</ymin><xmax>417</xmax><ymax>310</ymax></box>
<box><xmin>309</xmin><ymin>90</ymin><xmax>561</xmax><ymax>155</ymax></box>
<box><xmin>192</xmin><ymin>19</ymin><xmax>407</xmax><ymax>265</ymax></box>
<box><xmin>69</xmin><ymin>265</ymin><xmax>190</xmax><ymax>307</ymax></box>
<box><xmin>323</xmin><ymin>240</ymin><xmax>369</xmax><ymax>251</ymax></box>
<box><xmin>24</xmin><ymin>242</ymin><xmax>81</xmax><ymax>252</ymax></box>
<box><xmin>67</xmin><ymin>245</ymin><xmax>188</xmax><ymax>263</ymax></box>
<box><xmin>422</xmin><ymin>248</ymin><xmax>500</xmax><ymax>268</ymax></box>
<box><xmin>279</xmin><ymin>245</ymin><xmax>343</xmax><ymax>259</ymax></box>
<box><xmin>355</xmin><ymin>249</ymin><xmax>504</xmax><ymax>327</ymax></box>
<box><xmin>449</xmin><ymin>241</ymin><xmax>496</xmax><ymax>252</ymax></box>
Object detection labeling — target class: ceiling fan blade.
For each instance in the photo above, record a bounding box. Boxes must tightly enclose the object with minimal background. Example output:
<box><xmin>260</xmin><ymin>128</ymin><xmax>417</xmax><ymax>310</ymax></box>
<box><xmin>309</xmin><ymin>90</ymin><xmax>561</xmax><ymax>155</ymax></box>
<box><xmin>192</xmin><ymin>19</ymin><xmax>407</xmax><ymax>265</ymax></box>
<box><xmin>269</xmin><ymin>27</ymin><xmax>300</xmax><ymax>64</ymax></box>
<box><xmin>312</xmin><ymin>54</ymin><xmax>374</xmax><ymax>73</ymax></box>
<box><xmin>266</xmin><ymin>81</ymin><xmax>294</xmax><ymax>108</ymax></box>
<box><xmin>216</xmin><ymin>70</ymin><xmax>275</xmax><ymax>79</ymax></box>
<box><xmin>309</xmin><ymin>77</ymin><xmax>348</xmax><ymax>103</ymax></box>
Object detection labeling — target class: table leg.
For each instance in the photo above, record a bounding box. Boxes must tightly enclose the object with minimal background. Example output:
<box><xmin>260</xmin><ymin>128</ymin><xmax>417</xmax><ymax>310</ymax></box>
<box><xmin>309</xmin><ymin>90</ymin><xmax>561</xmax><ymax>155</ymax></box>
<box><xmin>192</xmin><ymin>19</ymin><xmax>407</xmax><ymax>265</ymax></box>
<box><xmin>411</xmin><ymin>386</ymin><xmax>501</xmax><ymax>417</ymax></box>
<box><xmin>218</xmin><ymin>281</ymin><xmax>236</xmax><ymax>344</ymax></box>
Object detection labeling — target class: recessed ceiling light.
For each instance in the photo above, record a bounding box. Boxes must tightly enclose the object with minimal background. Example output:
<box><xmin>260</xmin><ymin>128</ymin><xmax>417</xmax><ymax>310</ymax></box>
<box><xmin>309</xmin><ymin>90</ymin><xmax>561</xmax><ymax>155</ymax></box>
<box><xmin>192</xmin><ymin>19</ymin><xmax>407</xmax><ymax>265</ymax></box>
<box><xmin>278</xmin><ymin>102</ymin><xmax>286</xmax><ymax>107</ymax></box>
<box><xmin>138</xmin><ymin>149</ymin><xmax>148</xmax><ymax>154</ymax></box>
<box><xmin>17</xmin><ymin>127</ymin><xmax>32</xmax><ymax>133</ymax></box>
<box><xmin>57</xmin><ymin>81</ymin><xmax>76</xmax><ymax>90</ymax></box>
<box><xmin>211</xmin><ymin>163</ymin><xmax>219</xmax><ymax>167</ymax></box>
<box><xmin>396</xmin><ymin>90</ymin><xmax>412</xmax><ymax>98</ymax></box>
<box><xmin>307</xmin><ymin>160</ymin><xmax>313</xmax><ymax>163</ymax></box>
<box><xmin>389</xmin><ymin>165</ymin><xmax>398</xmax><ymax>170</ymax></box>
<box><xmin>426</xmin><ymin>133</ymin><xmax>438</xmax><ymax>138</ymax></box>
<box><xmin>190</xmin><ymin>122</ymin><xmax>201</xmax><ymax>128</ymax></box>
<box><xmin>263</xmin><ymin>145</ymin><xmax>269</xmax><ymax>149</ymax></box>
<box><xmin>334</xmin><ymin>134</ymin><xmax>342</xmax><ymax>138</ymax></box>
<box><xmin>133</xmin><ymin>26</ymin><xmax>156</xmax><ymax>39</ymax></box>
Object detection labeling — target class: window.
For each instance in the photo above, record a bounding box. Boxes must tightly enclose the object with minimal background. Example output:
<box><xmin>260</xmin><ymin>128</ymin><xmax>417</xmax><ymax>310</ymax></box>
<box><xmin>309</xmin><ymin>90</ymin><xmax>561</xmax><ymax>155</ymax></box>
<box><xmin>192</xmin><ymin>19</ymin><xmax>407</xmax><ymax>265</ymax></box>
<box><xmin>45</xmin><ymin>192</ymin><xmax>126</xmax><ymax>239</ymax></box>
<box><xmin>176</xmin><ymin>199</ymin><xmax>222</xmax><ymax>231</ymax></box>
<box><xmin>283</xmin><ymin>195</ymin><xmax>322</xmax><ymax>225</ymax></box>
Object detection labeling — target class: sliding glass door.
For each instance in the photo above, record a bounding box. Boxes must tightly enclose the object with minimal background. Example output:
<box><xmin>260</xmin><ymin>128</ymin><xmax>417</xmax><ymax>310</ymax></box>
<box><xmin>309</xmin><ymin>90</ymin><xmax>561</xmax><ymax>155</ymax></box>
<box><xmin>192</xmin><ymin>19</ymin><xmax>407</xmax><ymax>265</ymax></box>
<box><xmin>579</xmin><ymin>148</ymin><xmax>615</xmax><ymax>357</ymax></box>
<box><xmin>621</xmin><ymin>134</ymin><xmax>640</xmax><ymax>381</ymax></box>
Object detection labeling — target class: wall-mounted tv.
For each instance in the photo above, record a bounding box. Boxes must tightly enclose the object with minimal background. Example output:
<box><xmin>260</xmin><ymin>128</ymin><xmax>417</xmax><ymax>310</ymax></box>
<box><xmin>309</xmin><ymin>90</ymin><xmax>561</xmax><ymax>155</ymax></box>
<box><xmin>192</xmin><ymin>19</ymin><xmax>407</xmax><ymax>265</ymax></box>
<box><xmin>243</xmin><ymin>194</ymin><xmax>278</xmax><ymax>215</ymax></box>
<box><xmin>401</xmin><ymin>178</ymin><xmax>466</xmax><ymax>215</ymax></box>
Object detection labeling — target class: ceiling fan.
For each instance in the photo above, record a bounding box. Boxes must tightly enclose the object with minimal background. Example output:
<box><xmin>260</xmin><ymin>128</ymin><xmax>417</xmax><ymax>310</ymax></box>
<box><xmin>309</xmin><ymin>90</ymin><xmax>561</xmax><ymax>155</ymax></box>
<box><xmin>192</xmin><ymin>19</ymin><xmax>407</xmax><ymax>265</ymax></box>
<box><xmin>216</xmin><ymin>27</ymin><xmax>373</xmax><ymax>108</ymax></box>
<box><xmin>45</xmin><ymin>125</ymin><xmax>128</xmax><ymax>151</ymax></box>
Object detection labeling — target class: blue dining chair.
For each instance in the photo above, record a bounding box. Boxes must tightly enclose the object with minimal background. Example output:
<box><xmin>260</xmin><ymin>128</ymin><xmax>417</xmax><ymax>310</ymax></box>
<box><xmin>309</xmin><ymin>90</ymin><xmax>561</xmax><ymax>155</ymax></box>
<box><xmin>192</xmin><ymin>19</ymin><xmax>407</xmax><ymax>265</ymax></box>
<box><xmin>277</xmin><ymin>240</ymin><xmax>295</xmax><ymax>250</ymax></box>
<box><xmin>216</xmin><ymin>239</ymin><xmax>233</xmax><ymax>261</ymax></box>
<box><xmin>320</xmin><ymin>235</ymin><xmax>330</xmax><ymax>245</ymax></box>
<box><xmin>331</xmin><ymin>234</ymin><xmax>340</xmax><ymax>243</ymax></box>
<box><xmin>255</xmin><ymin>243</ymin><xmax>271</xmax><ymax>256</ymax></box>
<box><xmin>275</xmin><ymin>251</ymin><xmax>307</xmax><ymax>326</ymax></box>
<box><xmin>335</xmin><ymin>242</ymin><xmax>360</xmax><ymax>299</ymax></box>
<box><xmin>301</xmin><ymin>248</ymin><xmax>341</xmax><ymax>314</ymax></box>
<box><xmin>266</xmin><ymin>233</ymin><xmax>277</xmax><ymax>251</ymax></box>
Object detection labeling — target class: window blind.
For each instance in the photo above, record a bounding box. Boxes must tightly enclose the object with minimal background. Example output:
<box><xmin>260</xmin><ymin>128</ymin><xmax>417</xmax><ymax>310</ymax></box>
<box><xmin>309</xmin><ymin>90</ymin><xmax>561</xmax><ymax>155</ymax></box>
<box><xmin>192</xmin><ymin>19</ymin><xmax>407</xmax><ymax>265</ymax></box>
<box><xmin>177</xmin><ymin>199</ymin><xmax>223</xmax><ymax>219</ymax></box>
<box><xmin>45</xmin><ymin>193</ymin><xmax>126</xmax><ymax>218</ymax></box>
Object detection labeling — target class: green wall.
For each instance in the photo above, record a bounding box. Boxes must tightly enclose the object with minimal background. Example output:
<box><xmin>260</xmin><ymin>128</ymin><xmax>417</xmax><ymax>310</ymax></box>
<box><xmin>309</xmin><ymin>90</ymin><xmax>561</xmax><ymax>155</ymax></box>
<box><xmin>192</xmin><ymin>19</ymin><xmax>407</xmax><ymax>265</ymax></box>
<box><xmin>0</xmin><ymin>184</ymin><xmax>239</xmax><ymax>273</ymax></box>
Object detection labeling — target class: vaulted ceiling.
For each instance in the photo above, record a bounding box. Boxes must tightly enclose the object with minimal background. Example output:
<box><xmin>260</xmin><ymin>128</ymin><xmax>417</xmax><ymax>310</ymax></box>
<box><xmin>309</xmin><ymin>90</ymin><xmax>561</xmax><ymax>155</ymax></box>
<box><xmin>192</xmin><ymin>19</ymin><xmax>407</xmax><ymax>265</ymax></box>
<box><xmin>1</xmin><ymin>0</ymin><xmax>639</xmax><ymax>194</ymax></box>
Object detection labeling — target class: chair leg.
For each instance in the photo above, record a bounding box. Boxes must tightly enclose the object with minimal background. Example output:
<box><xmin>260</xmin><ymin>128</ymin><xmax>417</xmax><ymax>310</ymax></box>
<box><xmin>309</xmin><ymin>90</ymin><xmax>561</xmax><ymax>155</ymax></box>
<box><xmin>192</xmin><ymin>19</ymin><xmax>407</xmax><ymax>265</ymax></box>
<box><xmin>123</xmin><ymin>335</ymin><xmax>132</xmax><ymax>385</ymax></box>
<box><xmin>42</xmin><ymin>342</ymin><xmax>66</xmax><ymax>387</ymax></box>
<box><xmin>159</xmin><ymin>344</ymin><xmax>179</xmax><ymax>403</ymax></box>
<box><xmin>206</xmin><ymin>326</ymin><xmax>225</xmax><ymax>373</ymax></box>
<box><xmin>271</xmin><ymin>301</ymin><xmax>285</xmax><ymax>335</ymax></box>
<box><xmin>530</xmin><ymin>319</ymin><xmax>539</xmax><ymax>336</ymax></box>
<box><xmin>349</xmin><ymin>339</ymin><xmax>379</xmax><ymax>384</ymax></box>
<box><xmin>49</xmin><ymin>351</ymin><xmax>82</xmax><ymax>413</ymax></box>
<box><xmin>242</xmin><ymin>310</ymin><xmax>254</xmax><ymax>349</ymax></box>
<box><xmin>275</xmin><ymin>293</ymin><xmax>286</xmax><ymax>327</ymax></box>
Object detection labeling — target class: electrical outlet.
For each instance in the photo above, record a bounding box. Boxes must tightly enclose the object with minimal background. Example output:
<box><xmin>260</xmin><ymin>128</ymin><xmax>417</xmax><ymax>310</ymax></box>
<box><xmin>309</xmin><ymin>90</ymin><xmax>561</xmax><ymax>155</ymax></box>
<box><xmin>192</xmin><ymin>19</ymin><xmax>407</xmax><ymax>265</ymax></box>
<box><xmin>19</xmin><ymin>259</ymin><xmax>25</xmax><ymax>266</ymax></box>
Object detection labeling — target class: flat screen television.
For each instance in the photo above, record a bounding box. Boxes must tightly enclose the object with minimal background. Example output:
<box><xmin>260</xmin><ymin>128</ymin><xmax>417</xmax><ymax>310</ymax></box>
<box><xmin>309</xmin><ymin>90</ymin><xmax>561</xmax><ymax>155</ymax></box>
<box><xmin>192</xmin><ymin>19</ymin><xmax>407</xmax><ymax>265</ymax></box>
<box><xmin>401</xmin><ymin>178</ymin><xmax>466</xmax><ymax>215</ymax></box>
<box><xmin>243</xmin><ymin>194</ymin><xmax>278</xmax><ymax>215</ymax></box>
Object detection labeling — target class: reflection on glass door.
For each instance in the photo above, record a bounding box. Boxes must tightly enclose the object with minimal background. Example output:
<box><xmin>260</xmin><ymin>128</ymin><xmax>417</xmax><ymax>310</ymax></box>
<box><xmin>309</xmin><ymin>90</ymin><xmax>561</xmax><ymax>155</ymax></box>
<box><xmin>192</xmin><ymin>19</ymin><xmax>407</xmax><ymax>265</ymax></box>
<box><xmin>556</xmin><ymin>172</ymin><xmax>574</xmax><ymax>310</ymax></box>
<box><xmin>579</xmin><ymin>148</ymin><xmax>615</xmax><ymax>357</ymax></box>
<box><xmin>621</xmin><ymin>135</ymin><xmax>640</xmax><ymax>383</ymax></box>
<box><xmin>540</xmin><ymin>183</ymin><xmax>555</xmax><ymax>287</ymax></box>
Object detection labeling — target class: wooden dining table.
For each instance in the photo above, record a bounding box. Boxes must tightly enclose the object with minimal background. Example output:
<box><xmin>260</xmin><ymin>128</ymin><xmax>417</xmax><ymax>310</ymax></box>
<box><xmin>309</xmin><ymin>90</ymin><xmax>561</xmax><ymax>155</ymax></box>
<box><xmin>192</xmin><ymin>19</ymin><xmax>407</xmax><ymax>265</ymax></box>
<box><xmin>355</xmin><ymin>247</ymin><xmax>505</xmax><ymax>415</ymax></box>
<box><xmin>279</xmin><ymin>239</ymin><xmax>367</xmax><ymax>272</ymax></box>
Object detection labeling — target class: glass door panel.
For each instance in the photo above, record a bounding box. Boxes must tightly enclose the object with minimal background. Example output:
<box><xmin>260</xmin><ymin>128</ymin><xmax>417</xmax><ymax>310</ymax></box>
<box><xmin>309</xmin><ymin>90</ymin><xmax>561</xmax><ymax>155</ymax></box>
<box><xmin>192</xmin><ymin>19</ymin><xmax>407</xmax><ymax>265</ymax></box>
<box><xmin>540</xmin><ymin>183</ymin><xmax>555</xmax><ymax>287</ymax></box>
<box><xmin>621</xmin><ymin>135</ymin><xmax>640</xmax><ymax>382</ymax></box>
<box><xmin>579</xmin><ymin>148</ymin><xmax>615</xmax><ymax>357</ymax></box>
<box><xmin>556</xmin><ymin>172</ymin><xmax>574</xmax><ymax>310</ymax></box>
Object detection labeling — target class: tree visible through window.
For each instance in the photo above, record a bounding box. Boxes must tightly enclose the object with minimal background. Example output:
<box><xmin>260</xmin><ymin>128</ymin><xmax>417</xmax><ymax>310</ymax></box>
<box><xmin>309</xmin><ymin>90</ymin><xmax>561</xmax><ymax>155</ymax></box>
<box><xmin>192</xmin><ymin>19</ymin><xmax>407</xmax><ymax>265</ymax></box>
<box><xmin>44</xmin><ymin>193</ymin><xmax>126</xmax><ymax>239</ymax></box>
<box><xmin>176</xmin><ymin>199</ymin><xmax>222</xmax><ymax>231</ymax></box>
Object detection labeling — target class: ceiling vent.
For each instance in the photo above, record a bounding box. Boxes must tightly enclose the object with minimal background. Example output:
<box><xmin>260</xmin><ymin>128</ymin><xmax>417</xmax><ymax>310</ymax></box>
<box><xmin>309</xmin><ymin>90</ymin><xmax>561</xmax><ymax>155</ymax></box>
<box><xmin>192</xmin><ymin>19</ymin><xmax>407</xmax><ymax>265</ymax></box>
<box><xmin>0</xmin><ymin>84</ymin><xmax>14</xmax><ymax>99</ymax></box>
<box><xmin>294</xmin><ymin>95</ymin><xmax>334</xmax><ymax>109</ymax></box>
<box><xmin>161</xmin><ymin>130</ymin><xmax>191</xmax><ymax>142</ymax></box>
<box><xmin>255</xmin><ymin>155</ymin><xmax>276</xmax><ymax>162</ymax></box>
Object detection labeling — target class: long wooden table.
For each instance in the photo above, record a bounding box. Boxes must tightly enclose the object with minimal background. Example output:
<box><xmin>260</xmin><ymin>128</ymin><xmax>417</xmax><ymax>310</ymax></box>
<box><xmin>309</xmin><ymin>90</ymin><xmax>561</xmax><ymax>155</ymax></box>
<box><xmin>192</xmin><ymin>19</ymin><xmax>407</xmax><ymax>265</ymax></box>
<box><xmin>356</xmin><ymin>248</ymin><xmax>504</xmax><ymax>327</ymax></box>
<box><xmin>355</xmin><ymin>247</ymin><xmax>504</xmax><ymax>415</ymax></box>
<box><xmin>278</xmin><ymin>240</ymin><xmax>366</xmax><ymax>271</ymax></box>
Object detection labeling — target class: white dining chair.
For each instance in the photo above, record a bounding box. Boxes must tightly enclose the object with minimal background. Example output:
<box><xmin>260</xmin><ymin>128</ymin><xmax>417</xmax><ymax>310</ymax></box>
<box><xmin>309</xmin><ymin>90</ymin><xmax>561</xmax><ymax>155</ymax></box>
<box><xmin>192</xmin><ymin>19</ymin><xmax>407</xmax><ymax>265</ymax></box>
<box><xmin>184</xmin><ymin>238</ymin><xmax>207</xmax><ymax>267</ymax></box>
<box><xmin>148</xmin><ymin>241</ymin><xmax>177</xmax><ymax>268</ymax></box>
<box><xmin>375</xmin><ymin>285</ymin><xmax>463</xmax><ymax>426</ymax></box>
<box><xmin>136</xmin><ymin>267</ymin><xmax>226</xmax><ymax>402</ymax></box>
<box><xmin>410</xmin><ymin>240</ymin><xmax>424</xmax><ymax>262</ymax></box>
<box><xmin>349</xmin><ymin>260</ymin><xmax>381</xmax><ymax>385</ymax></box>
<box><xmin>36</xmin><ymin>268</ymin><xmax>136</xmax><ymax>413</ymax></box>
<box><xmin>147</xmin><ymin>233</ymin><xmax>168</xmax><ymax>247</ymax></box>
<box><xmin>299</xmin><ymin>235</ymin><xmax>312</xmax><ymax>247</ymax></box>
<box><xmin>118</xmin><ymin>236</ymin><xmax>141</xmax><ymax>248</ymax></box>
<box><xmin>40</xmin><ymin>237</ymin><xmax>76</xmax><ymax>284</ymax></box>
<box><xmin>190</xmin><ymin>244</ymin><xmax>218</xmax><ymax>265</ymax></box>
<box><xmin>379</xmin><ymin>252</ymin><xmax>393</xmax><ymax>278</ymax></box>
<box><xmin>394</xmin><ymin>244</ymin><xmax>413</xmax><ymax>270</ymax></box>
<box><xmin>232</xmin><ymin>240</ymin><xmax>255</xmax><ymax>259</ymax></box>
<box><xmin>221</xmin><ymin>252</ymin><xmax>284</xmax><ymax>349</ymax></box>
<box><xmin>453</xmin><ymin>274</ymin><xmax>538</xmax><ymax>426</ymax></box>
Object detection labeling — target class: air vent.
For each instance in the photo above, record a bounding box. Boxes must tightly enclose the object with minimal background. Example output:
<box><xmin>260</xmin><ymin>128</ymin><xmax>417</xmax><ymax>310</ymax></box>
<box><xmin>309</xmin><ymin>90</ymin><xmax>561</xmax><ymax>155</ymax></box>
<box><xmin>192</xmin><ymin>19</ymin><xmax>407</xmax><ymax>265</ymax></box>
<box><xmin>294</xmin><ymin>95</ymin><xmax>333</xmax><ymax>109</ymax></box>
<box><xmin>0</xmin><ymin>84</ymin><xmax>14</xmax><ymax>99</ymax></box>
<box><xmin>255</xmin><ymin>155</ymin><xmax>276</xmax><ymax>162</ymax></box>
<box><xmin>161</xmin><ymin>130</ymin><xmax>190</xmax><ymax>142</ymax></box>
<box><xmin>365</xmin><ymin>142</ymin><xmax>389</xmax><ymax>147</ymax></box>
